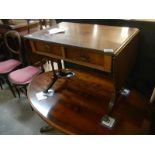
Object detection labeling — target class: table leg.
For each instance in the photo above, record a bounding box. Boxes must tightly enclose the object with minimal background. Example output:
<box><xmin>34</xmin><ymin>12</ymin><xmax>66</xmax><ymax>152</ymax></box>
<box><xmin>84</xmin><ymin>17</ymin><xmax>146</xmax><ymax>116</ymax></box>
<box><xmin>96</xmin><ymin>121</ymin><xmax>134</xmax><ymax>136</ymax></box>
<box><xmin>107</xmin><ymin>93</ymin><xmax>118</xmax><ymax>115</ymax></box>
<box><xmin>101</xmin><ymin>92</ymin><xmax>118</xmax><ymax>128</ymax></box>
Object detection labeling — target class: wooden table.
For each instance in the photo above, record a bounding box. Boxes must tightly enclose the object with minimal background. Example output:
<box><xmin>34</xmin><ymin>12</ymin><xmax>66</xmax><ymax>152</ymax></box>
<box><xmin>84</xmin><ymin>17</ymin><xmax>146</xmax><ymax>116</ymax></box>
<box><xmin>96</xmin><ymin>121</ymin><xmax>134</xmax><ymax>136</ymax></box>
<box><xmin>25</xmin><ymin>22</ymin><xmax>141</xmax><ymax>131</ymax></box>
<box><xmin>27</xmin><ymin>70</ymin><xmax>150</xmax><ymax>134</ymax></box>
<box><xmin>25</xmin><ymin>22</ymin><xmax>139</xmax><ymax>115</ymax></box>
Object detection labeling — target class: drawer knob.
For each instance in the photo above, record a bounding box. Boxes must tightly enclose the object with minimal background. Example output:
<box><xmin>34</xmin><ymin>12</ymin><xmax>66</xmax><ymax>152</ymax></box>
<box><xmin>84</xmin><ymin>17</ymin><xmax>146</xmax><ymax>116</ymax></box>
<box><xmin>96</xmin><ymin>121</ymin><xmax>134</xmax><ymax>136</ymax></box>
<box><xmin>45</xmin><ymin>44</ymin><xmax>50</xmax><ymax>50</ymax></box>
<box><xmin>80</xmin><ymin>54</ymin><xmax>89</xmax><ymax>62</ymax></box>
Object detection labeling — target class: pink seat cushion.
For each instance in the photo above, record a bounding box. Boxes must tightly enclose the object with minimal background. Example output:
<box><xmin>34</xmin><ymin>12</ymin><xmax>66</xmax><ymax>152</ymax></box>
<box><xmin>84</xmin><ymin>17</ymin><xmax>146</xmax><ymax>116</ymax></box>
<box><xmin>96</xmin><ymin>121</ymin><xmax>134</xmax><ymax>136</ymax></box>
<box><xmin>0</xmin><ymin>59</ymin><xmax>21</xmax><ymax>74</ymax></box>
<box><xmin>8</xmin><ymin>66</ymin><xmax>41</xmax><ymax>85</ymax></box>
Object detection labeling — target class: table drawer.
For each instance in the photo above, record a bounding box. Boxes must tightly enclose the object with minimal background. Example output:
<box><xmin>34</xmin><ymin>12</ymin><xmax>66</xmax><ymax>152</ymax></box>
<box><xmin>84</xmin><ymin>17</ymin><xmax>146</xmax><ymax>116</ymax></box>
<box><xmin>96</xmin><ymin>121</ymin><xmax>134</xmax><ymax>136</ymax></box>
<box><xmin>31</xmin><ymin>41</ymin><xmax>63</xmax><ymax>56</ymax></box>
<box><xmin>65</xmin><ymin>47</ymin><xmax>112</xmax><ymax>72</ymax></box>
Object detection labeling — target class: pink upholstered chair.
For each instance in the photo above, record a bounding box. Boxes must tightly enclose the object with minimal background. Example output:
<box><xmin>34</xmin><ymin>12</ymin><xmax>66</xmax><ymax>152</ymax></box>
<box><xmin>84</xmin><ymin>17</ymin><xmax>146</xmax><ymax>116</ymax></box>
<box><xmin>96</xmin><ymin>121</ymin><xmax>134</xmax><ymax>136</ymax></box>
<box><xmin>8</xmin><ymin>65</ymin><xmax>42</xmax><ymax>97</ymax></box>
<box><xmin>3</xmin><ymin>30</ymin><xmax>44</xmax><ymax>97</ymax></box>
<box><xmin>0</xmin><ymin>33</ymin><xmax>22</xmax><ymax>96</ymax></box>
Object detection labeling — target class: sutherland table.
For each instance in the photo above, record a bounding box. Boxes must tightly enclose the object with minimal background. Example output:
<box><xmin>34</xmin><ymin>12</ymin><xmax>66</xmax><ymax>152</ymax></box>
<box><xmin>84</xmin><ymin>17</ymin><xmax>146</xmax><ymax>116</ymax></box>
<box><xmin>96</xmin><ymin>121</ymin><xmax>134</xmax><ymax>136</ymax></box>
<box><xmin>25</xmin><ymin>22</ymin><xmax>140</xmax><ymax>132</ymax></box>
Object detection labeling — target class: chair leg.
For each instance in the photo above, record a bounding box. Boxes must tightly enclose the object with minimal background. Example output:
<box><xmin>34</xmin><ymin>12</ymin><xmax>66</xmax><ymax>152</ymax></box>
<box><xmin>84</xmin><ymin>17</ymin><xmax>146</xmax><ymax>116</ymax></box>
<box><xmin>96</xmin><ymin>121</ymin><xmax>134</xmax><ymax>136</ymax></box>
<box><xmin>0</xmin><ymin>84</ymin><xmax>2</xmax><ymax>89</ymax></box>
<box><xmin>30</xmin><ymin>105</ymin><xmax>34</xmax><ymax>111</ymax></box>
<box><xmin>23</xmin><ymin>86</ymin><xmax>27</xmax><ymax>96</ymax></box>
<box><xmin>14</xmin><ymin>85</ymin><xmax>28</xmax><ymax>98</ymax></box>
<box><xmin>15</xmin><ymin>86</ymin><xmax>20</xmax><ymax>98</ymax></box>
<box><xmin>0</xmin><ymin>79</ymin><xmax>3</xmax><ymax>89</ymax></box>
<box><xmin>5</xmin><ymin>78</ymin><xmax>16</xmax><ymax>97</ymax></box>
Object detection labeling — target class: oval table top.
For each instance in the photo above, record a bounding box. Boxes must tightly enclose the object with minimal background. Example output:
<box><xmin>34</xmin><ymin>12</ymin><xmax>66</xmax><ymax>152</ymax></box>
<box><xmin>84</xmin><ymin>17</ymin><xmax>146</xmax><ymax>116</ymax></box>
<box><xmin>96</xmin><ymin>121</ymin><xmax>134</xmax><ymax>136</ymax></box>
<box><xmin>27</xmin><ymin>70</ymin><xmax>150</xmax><ymax>135</ymax></box>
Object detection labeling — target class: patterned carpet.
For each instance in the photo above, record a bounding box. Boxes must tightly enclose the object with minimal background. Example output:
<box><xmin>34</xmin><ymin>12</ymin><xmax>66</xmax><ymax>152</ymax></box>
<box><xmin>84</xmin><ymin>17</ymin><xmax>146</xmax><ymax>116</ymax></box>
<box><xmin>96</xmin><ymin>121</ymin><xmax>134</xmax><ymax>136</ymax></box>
<box><xmin>0</xmin><ymin>84</ymin><xmax>63</xmax><ymax>135</ymax></box>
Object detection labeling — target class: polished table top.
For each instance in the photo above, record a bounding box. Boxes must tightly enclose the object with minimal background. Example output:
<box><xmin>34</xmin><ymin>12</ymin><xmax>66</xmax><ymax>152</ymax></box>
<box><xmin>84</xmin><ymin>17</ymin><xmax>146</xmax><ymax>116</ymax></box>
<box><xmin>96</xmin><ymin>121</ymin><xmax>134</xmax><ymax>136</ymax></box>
<box><xmin>25</xmin><ymin>22</ymin><xmax>139</xmax><ymax>55</ymax></box>
<box><xmin>27</xmin><ymin>69</ymin><xmax>150</xmax><ymax>135</ymax></box>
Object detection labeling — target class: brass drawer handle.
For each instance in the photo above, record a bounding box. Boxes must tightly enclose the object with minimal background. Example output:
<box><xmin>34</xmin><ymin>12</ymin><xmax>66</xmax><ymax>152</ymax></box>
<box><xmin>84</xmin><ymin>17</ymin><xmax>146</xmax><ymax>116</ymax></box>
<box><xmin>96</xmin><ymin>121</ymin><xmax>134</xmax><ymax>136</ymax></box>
<box><xmin>45</xmin><ymin>44</ymin><xmax>50</xmax><ymax>50</ymax></box>
<box><xmin>79</xmin><ymin>54</ymin><xmax>89</xmax><ymax>62</ymax></box>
